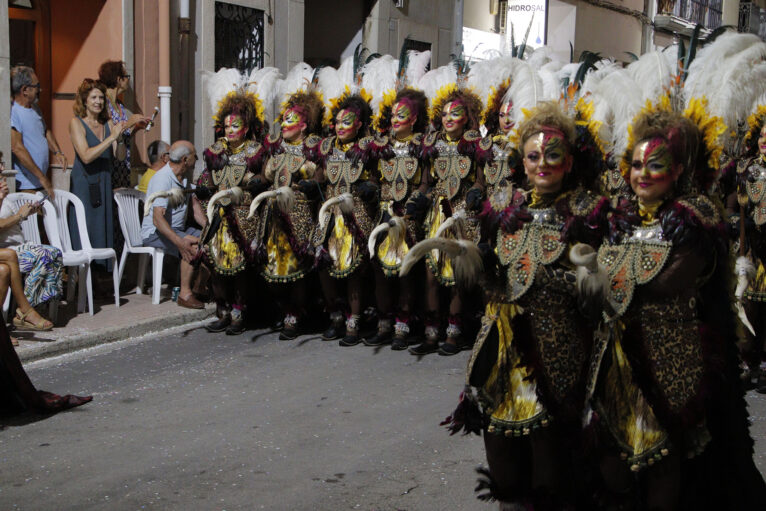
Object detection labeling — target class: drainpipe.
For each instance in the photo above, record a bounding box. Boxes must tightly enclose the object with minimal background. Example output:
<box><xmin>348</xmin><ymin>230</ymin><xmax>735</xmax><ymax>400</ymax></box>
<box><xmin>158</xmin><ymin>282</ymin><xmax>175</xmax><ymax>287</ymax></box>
<box><xmin>452</xmin><ymin>0</ymin><xmax>464</xmax><ymax>58</ymax></box>
<box><xmin>158</xmin><ymin>0</ymin><xmax>172</xmax><ymax>143</ymax></box>
<box><xmin>178</xmin><ymin>0</ymin><xmax>191</xmax><ymax>140</ymax></box>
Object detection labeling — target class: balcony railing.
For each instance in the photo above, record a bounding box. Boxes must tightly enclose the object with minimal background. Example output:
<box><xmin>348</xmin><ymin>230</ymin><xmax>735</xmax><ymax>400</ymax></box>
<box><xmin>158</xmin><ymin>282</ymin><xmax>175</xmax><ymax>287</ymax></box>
<box><xmin>659</xmin><ymin>0</ymin><xmax>722</xmax><ymax>29</ymax></box>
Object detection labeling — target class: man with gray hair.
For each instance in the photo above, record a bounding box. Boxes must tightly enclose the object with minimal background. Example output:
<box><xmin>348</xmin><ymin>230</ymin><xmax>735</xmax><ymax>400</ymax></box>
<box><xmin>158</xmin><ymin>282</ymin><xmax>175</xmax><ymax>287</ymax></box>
<box><xmin>10</xmin><ymin>65</ymin><xmax>65</xmax><ymax>198</ymax></box>
<box><xmin>141</xmin><ymin>140</ymin><xmax>207</xmax><ymax>308</ymax></box>
<box><xmin>137</xmin><ymin>139</ymin><xmax>170</xmax><ymax>193</ymax></box>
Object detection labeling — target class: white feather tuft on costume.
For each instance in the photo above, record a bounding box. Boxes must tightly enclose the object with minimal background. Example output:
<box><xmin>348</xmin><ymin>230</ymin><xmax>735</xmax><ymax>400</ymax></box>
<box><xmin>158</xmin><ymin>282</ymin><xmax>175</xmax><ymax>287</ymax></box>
<box><xmin>204</xmin><ymin>68</ymin><xmax>246</xmax><ymax>116</ymax></box>
<box><xmin>735</xmin><ymin>256</ymin><xmax>756</xmax><ymax>300</ymax></box>
<box><xmin>538</xmin><ymin>61</ymin><xmax>564</xmax><ymax>100</ymax></box>
<box><xmin>684</xmin><ymin>31</ymin><xmax>758</xmax><ymax>102</ymax></box>
<box><xmin>625</xmin><ymin>51</ymin><xmax>673</xmax><ymax>104</ymax></box>
<box><xmin>278</xmin><ymin>62</ymin><xmax>314</xmax><ymax>106</ymax></box>
<box><xmin>416</xmin><ymin>64</ymin><xmax>458</xmax><ymax>103</ymax></box>
<box><xmin>507</xmin><ymin>61</ymin><xmax>543</xmax><ymax>127</ymax></box>
<box><xmin>248</xmin><ymin>190</ymin><xmax>277</xmax><ymax>219</ymax></box>
<box><xmin>368</xmin><ymin>222</ymin><xmax>391</xmax><ymax>259</ymax></box>
<box><xmin>526</xmin><ymin>46</ymin><xmax>554</xmax><ymax>70</ymax></box>
<box><xmin>580</xmin><ymin>60</ymin><xmax>620</xmax><ymax>98</ymax></box>
<box><xmin>248</xmin><ymin>67</ymin><xmax>282</xmax><ymax>126</ymax></box>
<box><xmin>317</xmin><ymin>193</ymin><xmax>354</xmax><ymax>228</ymax></box>
<box><xmin>143</xmin><ymin>188</ymin><xmax>185</xmax><ymax>217</ymax></box>
<box><xmin>362</xmin><ymin>55</ymin><xmax>398</xmax><ymax>113</ymax></box>
<box><xmin>570</xmin><ymin>243</ymin><xmax>609</xmax><ymax>301</ymax></box>
<box><xmin>206</xmin><ymin>187</ymin><xmax>244</xmax><ymax>224</ymax></box>
<box><xmin>316</xmin><ymin>66</ymin><xmax>343</xmax><ymax>108</ymax></box>
<box><xmin>404</xmin><ymin>50</ymin><xmax>432</xmax><ymax>87</ymax></box>
<box><xmin>275</xmin><ymin>186</ymin><xmax>295</xmax><ymax>214</ymax></box>
<box><xmin>434</xmin><ymin>213</ymin><xmax>467</xmax><ymax>240</ymax></box>
<box><xmin>590</xmin><ymin>69</ymin><xmax>644</xmax><ymax>163</ymax></box>
<box><xmin>336</xmin><ymin>55</ymin><xmax>355</xmax><ymax>88</ymax></box>
<box><xmin>400</xmin><ymin>238</ymin><xmax>482</xmax><ymax>287</ymax></box>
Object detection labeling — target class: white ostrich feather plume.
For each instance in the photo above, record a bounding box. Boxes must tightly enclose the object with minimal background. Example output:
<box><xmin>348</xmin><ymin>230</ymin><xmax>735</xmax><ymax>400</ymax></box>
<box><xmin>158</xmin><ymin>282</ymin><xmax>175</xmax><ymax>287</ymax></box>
<box><xmin>206</xmin><ymin>187</ymin><xmax>244</xmax><ymax>224</ymax></box>
<box><xmin>143</xmin><ymin>188</ymin><xmax>185</xmax><ymax>217</ymax></box>
<box><xmin>278</xmin><ymin>62</ymin><xmax>314</xmax><ymax>105</ymax></box>
<box><xmin>362</xmin><ymin>55</ymin><xmax>398</xmax><ymax>113</ymax></box>
<box><xmin>416</xmin><ymin>64</ymin><xmax>458</xmax><ymax>103</ymax></box>
<box><xmin>248</xmin><ymin>67</ymin><xmax>282</xmax><ymax>127</ymax></box>
<box><xmin>404</xmin><ymin>50</ymin><xmax>432</xmax><ymax>87</ymax></box>
<box><xmin>626</xmin><ymin>51</ymin><xmax>673</xmax><ymax>104</ymax></box>
<box><xmin>507</xmin><ymin>61</ymin><xmax>543</xmax><ymax>126</ymax></box>
<box><xmin>204</xmin><ymin>68</ymin><xmax>246</xmax><ymax>115</ymax></box>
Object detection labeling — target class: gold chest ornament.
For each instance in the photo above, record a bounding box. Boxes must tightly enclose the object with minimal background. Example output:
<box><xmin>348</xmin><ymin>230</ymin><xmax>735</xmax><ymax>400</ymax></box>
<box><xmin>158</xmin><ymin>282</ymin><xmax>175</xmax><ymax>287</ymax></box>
<box><xmin>745</xmin><ymin>163</ymin><xmax>766</xmax><ymax>226</ymax></box>
<box><xmin>266</xmin><ymin>142</ymin><xmax>306</xmax><ymax>188</ymax></box>
<box><xmin>322</xmin><ymin>137</ymin><xmax>366</xmax><ymax>195</ymax></box>
<box><xmin>496</xmin><ymin>208</ymin><xmax>567</xmax><ymax>301</ymax></box>
<box><xmin>485</xmin><ymin>144</ymin><xmax>512</xmax><ymax>187</ymax></box>
<box><xmin>433</xmin><ymin>139</ymin><xmax>471</xmax><ymax>200</ymax></box>
<box><xmin>380</xmin><ymin>142</ymin><xmax>418</xmax><ymax>202</ymax></box>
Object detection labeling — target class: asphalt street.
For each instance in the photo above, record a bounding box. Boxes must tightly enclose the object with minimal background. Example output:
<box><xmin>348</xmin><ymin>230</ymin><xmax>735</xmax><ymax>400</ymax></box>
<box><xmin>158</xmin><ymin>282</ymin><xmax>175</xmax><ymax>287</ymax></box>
<box><xmin>1</xmin><ymin>326</ymin><xmax>765</xmax><ymax>511</ymax></box>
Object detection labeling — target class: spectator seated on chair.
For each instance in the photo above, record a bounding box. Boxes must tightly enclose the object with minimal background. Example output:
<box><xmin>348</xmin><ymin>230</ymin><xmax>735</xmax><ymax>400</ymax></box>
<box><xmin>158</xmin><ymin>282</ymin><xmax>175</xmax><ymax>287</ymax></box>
<box><xmin>137</xmin><ymin>139</ymin><xmax>169</xmax><ymax>193</ymax></box>
<box><xmin>0</xmin><ymin>153</ymin><xmax>60</xmax><ymax>331</ymax></box>
<box><xmin>141</xmin><ymin>141</ymin><xmax>205</xmax><ymax>309</ymax></box>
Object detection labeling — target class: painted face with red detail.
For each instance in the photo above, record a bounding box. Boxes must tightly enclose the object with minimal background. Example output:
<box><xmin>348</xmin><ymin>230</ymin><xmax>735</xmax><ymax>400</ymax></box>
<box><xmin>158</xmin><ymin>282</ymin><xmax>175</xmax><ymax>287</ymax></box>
<box><xmin>498</xmin><ymin>102</ymin><xmax>514</xmax><ymax>134</ymax></box>
<box><xmin>335</xmin><ymin>108</ymin><xmax>361</xmax><ymax>143</ymax></box>
<box><xmin>224</xmin><ymin>114</ymin><xmax>248</xmax><ymax>147</ymax></box>
<box><xmin>630</xmin><ymin>138</ymin><xmax>682</xmax><ymax>203</ymax></box>
<box><xmin>758</xmin><ymin>125</ymin><xmax>766</xmax><ymax>157</ymax></box>
<box><xmin>523</xmin><ymin>130</ymin><xmax>572</xmax><ymax>194</ymax></box>
<box><xmin>441</xmin><ymin>100</ymin><xmax>468</xmax><ymax>139</ymax></box>
<box><xmin>391</xmin><ymin>100</ymin><xmax>416</xmax><ymax>139</ymax></box>
<box><xmin>281</xmin><ymin>107</ymin><xmax>307</xmax><ymax>143</ymax></box>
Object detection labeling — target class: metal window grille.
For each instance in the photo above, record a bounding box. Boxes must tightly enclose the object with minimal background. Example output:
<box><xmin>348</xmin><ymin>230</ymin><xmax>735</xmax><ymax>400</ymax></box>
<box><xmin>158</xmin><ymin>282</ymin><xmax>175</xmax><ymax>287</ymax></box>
<box><xmin>214</xmin><ymin>2</ymin><xmax>264</xmax><ymax>74</ymax></box>
<box><xmin>670</xmin><ymin>0</ymin><xmax>722</xmax><ymax>28</ymax></box>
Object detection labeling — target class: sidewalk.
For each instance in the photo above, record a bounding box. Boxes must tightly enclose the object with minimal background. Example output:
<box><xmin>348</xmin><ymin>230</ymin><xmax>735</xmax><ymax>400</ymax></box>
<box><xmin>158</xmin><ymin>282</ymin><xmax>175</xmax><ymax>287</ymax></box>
<box><xmin>13</xmin><ymin>290</ymin><xmax>214</xmax><ymax>362</ymax></box>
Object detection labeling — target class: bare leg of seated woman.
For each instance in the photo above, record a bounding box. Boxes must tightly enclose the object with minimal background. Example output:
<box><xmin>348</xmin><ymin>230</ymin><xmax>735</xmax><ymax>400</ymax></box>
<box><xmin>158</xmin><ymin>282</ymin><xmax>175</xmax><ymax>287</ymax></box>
<box><xmin>0</xmin><ymin>250</ymin><xmax>53</xmax><ymax>330</ymax></box>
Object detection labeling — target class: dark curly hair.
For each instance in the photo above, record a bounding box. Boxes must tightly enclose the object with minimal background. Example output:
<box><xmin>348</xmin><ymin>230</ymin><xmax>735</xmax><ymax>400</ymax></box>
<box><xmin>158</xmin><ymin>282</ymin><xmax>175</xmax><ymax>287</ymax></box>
<box><xmin>330</xmin><ymin>94</ymin><xmax>372</xmax><ymax>139</ymax></box>
<box><xmin>277</xmin><ymin>90</ymin><xmax>325</xmax><ymax>137</ymax></box>
<box><xmin>377</xmin><ymin>87</ymin><xmax>429</xmax><ymax>135</ymax></box>
<box><xmin>98</xmin><ymin>60</ymin><xmax>126</xmax><ymax>89</ymax></box>
<box><xmin>214</xmin><ymin>92</ymin><xmax>267</xmax><ymax>142</ymax></box>
<box><xmin>431</xmin><ymin>88</ymin><xmax>482</xmax><ymax>133</ymax></box>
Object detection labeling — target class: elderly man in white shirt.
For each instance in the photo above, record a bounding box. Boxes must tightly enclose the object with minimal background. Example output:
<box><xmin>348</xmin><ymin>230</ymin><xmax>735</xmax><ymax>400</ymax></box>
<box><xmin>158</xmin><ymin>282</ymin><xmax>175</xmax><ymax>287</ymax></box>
<box><xmin>141</xmin><ymin>140</ymin><xmax>207</xmax><ymax>309</ymax></box>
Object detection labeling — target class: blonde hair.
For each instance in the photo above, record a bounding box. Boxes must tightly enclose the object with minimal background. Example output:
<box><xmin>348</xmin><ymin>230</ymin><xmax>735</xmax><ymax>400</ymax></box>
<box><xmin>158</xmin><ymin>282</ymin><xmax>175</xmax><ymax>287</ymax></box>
<box><xmin>517</xmin><ymin>101</ymin><xmax>575</xmax><ymax>148</ymax></box>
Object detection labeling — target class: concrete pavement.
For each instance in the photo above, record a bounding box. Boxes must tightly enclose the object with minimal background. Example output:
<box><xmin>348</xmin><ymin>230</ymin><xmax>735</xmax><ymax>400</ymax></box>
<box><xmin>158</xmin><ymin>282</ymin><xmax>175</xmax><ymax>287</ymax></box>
<box><xmin>12</xmin><ymin>292</ymin><xmax>213</xmax><ymax>362</ymax></box>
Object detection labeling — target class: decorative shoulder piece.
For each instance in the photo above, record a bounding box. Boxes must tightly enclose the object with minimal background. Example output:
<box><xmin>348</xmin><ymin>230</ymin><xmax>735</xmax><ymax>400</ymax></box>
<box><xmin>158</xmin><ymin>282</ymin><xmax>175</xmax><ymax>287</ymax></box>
<box><xmin>244</xmin><ymin>140</ymin><xmax>262</xmax><ymax>158</ymax></box>
<box><xmin>411</xmin><ymin>133</ymin><xmax>424</xmax><ymax>146</ymax></box>
<box><xmin>267</xmin><ymin>133</ymin><xmax>281</xmax><ymax>145</ymax></box>
<box><xmin>675</xmin><ymin>194</ymin><xmax>722</xmax><ymax>229</ymax></box>
<box><xmin>463</xmin><ymin>129</ymin><xmax>481</xmax><ymax>142</ymax></box>
<box><xmin>372</xmin><ymin>134</ymin><xmax>389</xmax><ymax>147</ymax></box>
<box><xmin>209</xmin><ymin>138</ymin><xmax>226</xmax><ymax>155</ymax></box>
<box><xmin>479</xmin><ymin>136</ymin><xmax>493</xmax><ymax>151</ymax></box>
<box><xmin>304</xmin><ymin>134</ymin><xmax>322</xmax><ymax>149</ymax></box>
<box><xmin>423</xmin><ymin>131</ymin><xmax>438</xmax><ymax>147</ymax></box>
<box><xmin>567</xmin><ymin>187</ymin><xmax>603</xmax><ymax>218</ymax></box>
<box><xmin>320</xmin><ymin>136</ymin><xmax>336</xmax><ymax>156</ymax></box>
<box><xmin>357</xmin><ymin>136</ymin><xmax>372</xmax><ymax>150</ymax></box>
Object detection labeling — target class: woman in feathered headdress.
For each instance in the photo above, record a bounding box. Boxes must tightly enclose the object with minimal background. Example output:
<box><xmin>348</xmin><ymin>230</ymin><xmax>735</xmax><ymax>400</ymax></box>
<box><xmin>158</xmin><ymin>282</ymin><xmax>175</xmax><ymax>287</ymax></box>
<box><xmin>196</xmin><ymin>70</ymin><xmax>269</xmax><ymax>335</ymax></box>
<box><xmin>572</xmin><ymin>94</ymin><xmax>766</xmax><ymax>508</ymax></box>
<box><xmin>249</xmin><ymin>79</ymin><xmax>326</xmax><ymax>340</ymax></box>
<box><xmin>428</xmin><ymin>99</ymin><xmax>609</xmax><ymax>508</ymax></box>
<box><xmin>728</xmin><ymin>101</ymin><xmax>766</xmax><ymax>392</ymax></box>
<box><xmin>312</xmin><ymin>65</ymin><xmax>378</xmax><ymax>346</ymax></box>
<box><xmin>406</xmin><ymin>74</ymin><xmax>491</xmax><ymax>356</ymax></box>
<box><xmin>363</xmin><ymin>48</ymin><xmax>432</xmax><ymax>350</ymax></box>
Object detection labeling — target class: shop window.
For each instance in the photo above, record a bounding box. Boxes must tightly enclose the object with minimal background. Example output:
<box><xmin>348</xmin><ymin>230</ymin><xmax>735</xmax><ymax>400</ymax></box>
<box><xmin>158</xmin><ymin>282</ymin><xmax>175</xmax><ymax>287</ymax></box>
<box><xmin>214</xmin><ymin>2</ymin><xmax>264</xmax><ymax>73</ymax></box>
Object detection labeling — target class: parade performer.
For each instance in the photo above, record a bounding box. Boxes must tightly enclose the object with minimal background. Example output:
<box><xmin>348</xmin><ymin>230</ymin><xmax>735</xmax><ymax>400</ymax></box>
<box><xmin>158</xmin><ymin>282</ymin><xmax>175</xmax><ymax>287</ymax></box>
<box><xmin>313</xmin><ymin>86</ymin><xmax>376</xmax><ymax>346</ymax></box>
<box><xmin>250</xmin><ymin>87</ymin><xmax>325</xmax><ymax>340</ymax></box>
<box><xmin>730</xmin><ymin>103</ymin><xmax>766</xmax><ymax>392</ymax></box>
<box><xmin>198</xmin><ymin>72</ymin><xmax>268</xmax><ymax>335</ymax></box>
<box><xmin>573</xmin><ymin>96</ymin><xmax>766</xmax><ymax>509</ymax></box>
<box><xmin>363</xmin><ymin>49</ymin><xmax>432</xmax><ymax>349</ymax></box>
<box><xmin>407</xmin><ymin>78</ymin><xmax>490</xmax><ymax>356</ymax></box>
<box><xmin>426</xmin><ymin>100</ymin><xmax>608</xmax><ymax>509</ymax></box>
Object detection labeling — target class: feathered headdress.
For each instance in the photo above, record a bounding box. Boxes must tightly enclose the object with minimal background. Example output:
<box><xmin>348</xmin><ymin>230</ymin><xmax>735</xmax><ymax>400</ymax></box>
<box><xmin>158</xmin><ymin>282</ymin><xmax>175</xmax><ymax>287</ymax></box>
<box><xmin>372</xmin><ymin>45</ymin><xmax>431</xmax><ymax>133</ymax></box>
<box><xmin>742</xmin><ymin>97</ymin><xmax>766</xmax><ymax>157</ymax></box>
<box><xmin>273</xmin><ymin>63</ymin><xmax>326</xmax><ymax>137</ymax></box>
<box><xmin>320</xmin><ymin>44</ymin><xmax>375</xmax><ymax>133</ymax></box>
<box><xmin>204</xmin><ymin>68</ymin><xmax>267</xmax><ymax>141</ymax></box>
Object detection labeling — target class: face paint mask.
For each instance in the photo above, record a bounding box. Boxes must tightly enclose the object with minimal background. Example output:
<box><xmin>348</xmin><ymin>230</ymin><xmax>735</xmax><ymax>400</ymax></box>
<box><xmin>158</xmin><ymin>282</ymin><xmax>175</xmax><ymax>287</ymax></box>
<box><xmin>281</xmin><ymin>108</ymin><xmax>306</xmax><ymax>142</ymax></box>
<box><xmin>441</xmin><ymin>100</ymin><xmax>468</xmax><ymax>138</ymax></box>
<box><xmin>335</xmin><ymin>109</ymin><xmax>360</xmax><ymax>142</ymax></box>
<box><xmin>523</xmin><ymin>129</ymin><xmax>571</xmax><ymax>194</ymax></box>
<box><xmin>630</xmin><ymin>138</ymin><xmax>677</xmax><ymax>202</ymax></box>
<box><xmin>758</xmin><ymin>126</ymin><xmax>766</xmax><ymax>157</ymax></box>
<box><xmin>498</xmin><ymin>102</ymin><xmax>514</xmax><ymax>134</ymax></box>
<box><xmin>391</xmin><ymin>101</ymin><xmax>415</xmax><ymax>138</ymax></box>
<box><xmin>225</xmin><ymin>115</ymin><xmax>247</xmax><ymax>145</ymax></box>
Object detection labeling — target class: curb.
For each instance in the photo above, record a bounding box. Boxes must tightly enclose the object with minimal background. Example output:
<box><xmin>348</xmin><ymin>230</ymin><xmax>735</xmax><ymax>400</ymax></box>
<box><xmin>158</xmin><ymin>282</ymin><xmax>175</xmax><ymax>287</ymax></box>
<box><xmin>16</xmin><ymin>306</ymin><xmax>214</xmax><ymax>363</ymax></box>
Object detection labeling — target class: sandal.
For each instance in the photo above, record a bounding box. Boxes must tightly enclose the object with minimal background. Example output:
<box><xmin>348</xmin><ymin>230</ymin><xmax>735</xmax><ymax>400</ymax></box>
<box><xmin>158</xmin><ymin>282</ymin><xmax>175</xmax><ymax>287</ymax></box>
<box><xmin>13</xmin><ymin>308</ymin><xmax>53</xmax><ymax>331</ymax></box>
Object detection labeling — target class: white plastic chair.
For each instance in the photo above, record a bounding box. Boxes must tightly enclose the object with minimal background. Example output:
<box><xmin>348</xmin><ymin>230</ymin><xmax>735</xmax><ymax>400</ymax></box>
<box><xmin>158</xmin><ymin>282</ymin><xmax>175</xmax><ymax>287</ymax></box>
<box><xmin>42</xmin><ymin>190</ymin><xmax>120</xmax><ymax>315</ymax></box>
<box><xmin>0</xmin><ymin>192</ymin><xmax>59</xmax><ymax>323</ymax></box>
<box><xmin>113</xmin><ymin>188</ymin><xmax>165</xmax><ymax>304</ymax></box>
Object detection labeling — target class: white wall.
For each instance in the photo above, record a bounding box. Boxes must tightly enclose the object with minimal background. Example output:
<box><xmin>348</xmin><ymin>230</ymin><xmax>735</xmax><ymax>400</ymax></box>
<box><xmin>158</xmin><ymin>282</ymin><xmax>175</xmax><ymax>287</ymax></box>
<box><xmin>364</xmin><ymin>0</ymin><xmax>455</xmax><ymax>67</ymax></box>
<box><xmin>574</xmin><ymin>1</ymin><xmax>642</xmax><ymax>60</ymax></box>
<box><xmin>463</xmin><ymin>0</ymin><xmax>497</xmax><ymax>31</ymax></box>
<box><xmin>547</xmin><ymin>0</ymin><xmax>576</xmax><ymax>63</ymax></box>
<box><xmin>0</xmin><ymin>1</ymin><xmax>10</xmax><ymax>177</ymax></box>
